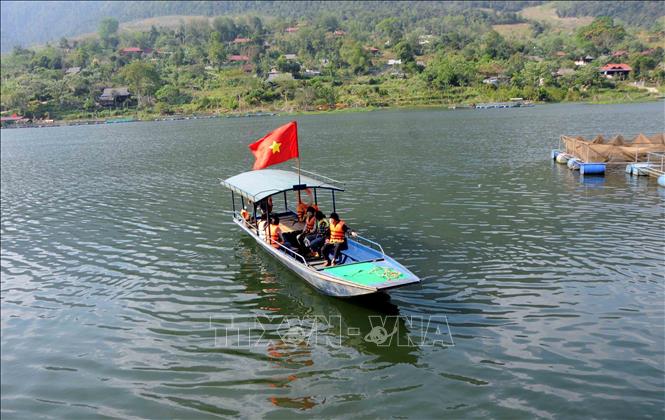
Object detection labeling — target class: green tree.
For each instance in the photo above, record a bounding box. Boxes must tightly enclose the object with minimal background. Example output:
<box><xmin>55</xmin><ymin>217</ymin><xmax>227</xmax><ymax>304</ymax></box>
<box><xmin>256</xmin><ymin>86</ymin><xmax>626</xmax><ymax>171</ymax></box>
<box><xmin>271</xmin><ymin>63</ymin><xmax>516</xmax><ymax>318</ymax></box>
<box><xmin>212</xmin><ymin>17</ymin><xmax>237</xmax><ymax>42</ymax></box>
<box><xmin>576</xmin><ymin>17</ymin><xmax>627</xmax><ymax>54</ymax></box>
<box><xmin>424</xmin><ymin>54</ymin><xmax>477</xmax><ymax>88</ymax></box>
<box><xmin>208</xmin><ymin>33</ymin><xmax>227</xmax><ymax>67</ymax></box>
<box><xmin>245</xmin><ymin>16</ymin><xmax>264</xmax><ymax>37</ymax></box>
<box><xmin>481</xmin><ymin>30</ymin><xmax>510</xmax><ymax>60</ymax></box>
<box><xmin>98</xmin><ymin>18</ymin><xmax>119</xmax><ymax>48</ymax></box>
<box><xmin>631</xmin><ymin>55</ymin><xmax>658</xmax><ymax>79</ymax></box>
<box><xmin>340</xmin><ymin>41</ymin><xmax>370</xmax><ymax>74</ymax></box>
<box><xmin>394</xmin><ymin>40</ymin><xmax>415</xmax><ymax>63</ymax></box>
<box><xmin>518</xmin><ymin>61</ymin><xmax>553</xmax><ymax>88</ymax></box>
<box><xmin>377</xmin><ymin>18</ymin><xmax>403</xmax><ymax>46</ymax></box>
<box><xmin>155</xmin><ymin>84</ymin><xmax>190</xmax><ymax>105</ymax></box>
<box><xmin>119</xmin><ymin>61</ymin><xmax>160</xmax><ymax>107</ymax></box>
<box><xmin>317</xmin><ymin>13</ymin><xmax>339</xmax><ymax>32</ymax></box>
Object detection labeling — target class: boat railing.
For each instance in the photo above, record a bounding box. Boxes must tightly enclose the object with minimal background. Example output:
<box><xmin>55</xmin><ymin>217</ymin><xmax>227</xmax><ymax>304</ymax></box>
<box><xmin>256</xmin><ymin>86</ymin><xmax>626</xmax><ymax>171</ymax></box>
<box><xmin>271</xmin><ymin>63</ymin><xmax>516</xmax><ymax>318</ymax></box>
<box><xmin>354</xmin><ymin>235</ymin><xmax>385</xmax><ymax>255</ymax></box>
<box><xmin>647</xmin><ymin>152</ymin><xmax>665</xmax><ymax>172</ymax></box>
<box><xmin>268</xmin><ymin>237</ymin><xmax>309</xmax><ymax>265</ymax></box>
<box><xmin>238</xmin><ymin>215</ymin><xmax>310</xmax><ymax>266</ymax></box>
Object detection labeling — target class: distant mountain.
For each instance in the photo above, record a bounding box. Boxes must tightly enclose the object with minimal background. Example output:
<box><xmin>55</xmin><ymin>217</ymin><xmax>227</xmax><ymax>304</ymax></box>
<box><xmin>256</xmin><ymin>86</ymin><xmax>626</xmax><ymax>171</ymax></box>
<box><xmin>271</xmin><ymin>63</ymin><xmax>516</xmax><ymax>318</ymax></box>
<box><xmin>1</xmin><ymin>1</ymin><xmax>661</xmax><ymax>53</ymax></box>
<box><xmin>1</xmin><ymin>1</ymin><xmax>540</xmax><ymax>52</ymax></box>
<box><xmin>555</xmin><ymin>1</ymin><xmax>664</xmax><ymax>28</ymax></box>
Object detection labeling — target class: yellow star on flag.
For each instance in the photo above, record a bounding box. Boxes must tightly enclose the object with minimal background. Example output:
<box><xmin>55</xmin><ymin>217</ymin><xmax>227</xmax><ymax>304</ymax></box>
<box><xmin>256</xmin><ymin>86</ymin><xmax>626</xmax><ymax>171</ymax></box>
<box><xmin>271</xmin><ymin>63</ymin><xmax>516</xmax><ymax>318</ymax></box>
<box><xmin>269</xmin><ymin>140</ymin><xmax>281</xmax><ymax>154</ymax></box>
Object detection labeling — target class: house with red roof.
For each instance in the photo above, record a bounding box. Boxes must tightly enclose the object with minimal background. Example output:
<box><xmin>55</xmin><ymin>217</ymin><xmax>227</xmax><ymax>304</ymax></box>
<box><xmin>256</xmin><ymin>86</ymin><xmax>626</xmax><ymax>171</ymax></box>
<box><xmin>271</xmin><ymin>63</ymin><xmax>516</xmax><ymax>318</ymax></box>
<box><xmin>120</xmin><ymin>47</ymin><xmax>143</xmax><ymax>56</ymax></box>
<box><xmin>1</xmin><ymin>113</ymin><xmax>29</xmax><ymax>126</ymax></box>
<box><xmin>229</xmin><ymin>55</ymin><xmax>250</xmax><ymax>62</ymax></box>
<box><xmin>599</xmin><ymin>63</ymin><xmax>632</xmax><ymax>79</ymax></box>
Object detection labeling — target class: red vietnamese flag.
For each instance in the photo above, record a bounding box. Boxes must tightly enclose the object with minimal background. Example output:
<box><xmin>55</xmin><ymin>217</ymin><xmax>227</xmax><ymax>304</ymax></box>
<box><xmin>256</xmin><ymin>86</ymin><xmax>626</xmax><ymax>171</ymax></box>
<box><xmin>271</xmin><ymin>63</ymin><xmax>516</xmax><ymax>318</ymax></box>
<box><xmin>248</xmin><ymin>121</ymin><xmax>299</xmax><ymax>170</ymax></box>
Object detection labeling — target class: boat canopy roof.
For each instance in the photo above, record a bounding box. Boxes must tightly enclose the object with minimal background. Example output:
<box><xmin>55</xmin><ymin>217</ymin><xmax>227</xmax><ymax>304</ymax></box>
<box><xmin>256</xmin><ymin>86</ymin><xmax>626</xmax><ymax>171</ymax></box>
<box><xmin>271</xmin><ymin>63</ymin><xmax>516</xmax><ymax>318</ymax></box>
<box><xmin>221</xmin><ymin>169</ymin><xmax>343</xmax><ymax>202</ymax></box>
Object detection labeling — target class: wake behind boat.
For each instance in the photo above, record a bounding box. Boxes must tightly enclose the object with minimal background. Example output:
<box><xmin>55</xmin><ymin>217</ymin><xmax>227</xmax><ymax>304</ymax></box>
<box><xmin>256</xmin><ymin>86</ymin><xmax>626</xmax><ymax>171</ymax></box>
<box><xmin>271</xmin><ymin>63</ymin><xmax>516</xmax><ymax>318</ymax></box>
<box><xmin>221</xmin><ymin>169</ymin><xmax>420</xmax><ymax>297</ymax></box>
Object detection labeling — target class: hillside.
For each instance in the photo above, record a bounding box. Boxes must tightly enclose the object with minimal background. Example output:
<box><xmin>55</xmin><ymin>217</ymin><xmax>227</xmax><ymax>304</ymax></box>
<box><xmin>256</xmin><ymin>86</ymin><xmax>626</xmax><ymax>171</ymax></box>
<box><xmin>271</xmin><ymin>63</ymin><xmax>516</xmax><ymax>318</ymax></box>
<box><xmin>1</xmin><ymin>2</ymin><xmax>663</xmax><ymax>123</ymax></box>
<box><xmin>1</xmin><ymin>1</ymin><xmax>539</xmax><ymax>52</ymax></box>
<box><xmin>3</xmin><ymin>1</ymin><xmax>664</xmax><ymax>53</ymax></box>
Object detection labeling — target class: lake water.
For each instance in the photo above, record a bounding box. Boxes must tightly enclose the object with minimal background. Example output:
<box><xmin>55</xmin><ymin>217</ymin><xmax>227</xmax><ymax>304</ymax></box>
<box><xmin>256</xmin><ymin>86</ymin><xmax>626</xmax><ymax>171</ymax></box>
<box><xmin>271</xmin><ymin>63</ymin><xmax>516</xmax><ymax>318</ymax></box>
<box><xmin>1</xmin><ymin>102</ymin><xmax>664</xmax><ymax>418</ymax></box>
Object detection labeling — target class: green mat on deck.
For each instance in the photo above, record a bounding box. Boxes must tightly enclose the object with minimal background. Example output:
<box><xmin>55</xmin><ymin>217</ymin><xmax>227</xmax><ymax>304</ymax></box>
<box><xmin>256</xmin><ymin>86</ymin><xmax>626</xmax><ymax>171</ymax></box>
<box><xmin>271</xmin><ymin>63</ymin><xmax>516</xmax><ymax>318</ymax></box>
<box><xmin>323</xmin><ymin>262</ymin><xmax>405</xmax><ymax>286</ymax></box>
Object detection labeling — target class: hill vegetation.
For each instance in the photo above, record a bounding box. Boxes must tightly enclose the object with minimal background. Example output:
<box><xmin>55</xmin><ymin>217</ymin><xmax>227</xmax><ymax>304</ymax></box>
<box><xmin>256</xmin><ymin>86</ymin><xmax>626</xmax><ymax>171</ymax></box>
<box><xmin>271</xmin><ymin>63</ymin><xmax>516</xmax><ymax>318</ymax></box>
<box><xmin>1</xmin><ymin>2</ymin><xmax>663</xmax><ymax>121</ymax></box>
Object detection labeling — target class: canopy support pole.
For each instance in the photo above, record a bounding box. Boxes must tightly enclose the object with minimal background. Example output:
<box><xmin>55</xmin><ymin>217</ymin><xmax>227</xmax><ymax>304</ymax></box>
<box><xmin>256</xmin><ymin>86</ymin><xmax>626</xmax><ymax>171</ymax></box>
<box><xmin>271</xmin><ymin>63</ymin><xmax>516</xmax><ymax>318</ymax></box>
<box><xmin>332</xmin><ymin>190</ymin><xmax>336</xmax><ymax>213</ymax></box>
<box><xmin>253</xmin><ymin>203</ymin><xmax>258</xmax><ymax>235</ymax></box>
<box><xmin>231</xmin><ymin>191</ymin><xmax>236</xmax><ymax>215</ymax></box>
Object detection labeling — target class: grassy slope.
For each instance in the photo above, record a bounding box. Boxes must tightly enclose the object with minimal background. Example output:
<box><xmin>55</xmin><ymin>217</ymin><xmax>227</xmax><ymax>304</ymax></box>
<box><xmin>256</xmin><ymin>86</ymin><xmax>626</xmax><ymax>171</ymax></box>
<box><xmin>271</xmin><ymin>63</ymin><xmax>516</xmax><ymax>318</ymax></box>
<box><xmin>520</xmin><ymin>3</ymin><xmax>594</xmax><ymax>33</ymax></box>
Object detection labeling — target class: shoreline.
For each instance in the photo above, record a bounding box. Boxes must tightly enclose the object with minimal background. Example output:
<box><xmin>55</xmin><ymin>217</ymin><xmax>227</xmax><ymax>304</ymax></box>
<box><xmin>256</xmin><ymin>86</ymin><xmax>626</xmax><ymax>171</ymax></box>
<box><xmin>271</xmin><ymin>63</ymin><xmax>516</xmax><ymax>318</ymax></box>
<box><xmin>2</xmin><ymin>96</ymin><xmax>663</xmax><ymax>130</ymax></box>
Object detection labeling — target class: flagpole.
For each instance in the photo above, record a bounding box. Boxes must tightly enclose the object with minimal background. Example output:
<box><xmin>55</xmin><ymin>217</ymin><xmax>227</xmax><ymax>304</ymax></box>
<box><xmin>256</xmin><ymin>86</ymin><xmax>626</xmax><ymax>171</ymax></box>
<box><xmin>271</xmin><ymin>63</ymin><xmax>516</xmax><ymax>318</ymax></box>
<box><xmin>296</xmin><ymin>121</ymin><xmax>301</xmax><ymax>184</ymax></box>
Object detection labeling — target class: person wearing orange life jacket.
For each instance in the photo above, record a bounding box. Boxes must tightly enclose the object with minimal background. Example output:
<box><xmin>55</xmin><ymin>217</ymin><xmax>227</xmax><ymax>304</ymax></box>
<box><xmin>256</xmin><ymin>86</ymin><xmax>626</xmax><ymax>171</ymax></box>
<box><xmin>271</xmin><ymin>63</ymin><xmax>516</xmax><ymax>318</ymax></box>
<box><xmin>295</xmin><ymin>189</ymin><xmax>317</xmax><ymax>222</ymax></box>
<box><xmin>321</xmin><ymin>212</ymin><xmax>357</xmax><ymax>266</ymax></box>
<box><xmin>305</xmin><ymin>211</ymin><xmax>329</xmax><ymax>257</ymax></box>
<box><xmin>240</xmin><ymin>207</ymin><xmax>251</xmax><ymax>225</ymax></box>
<box><xmin>267</xmin><ymin>215</ymin><xmax>284</xmax><ymax>249</ymax></box>
<box><xmin>267</xmin><ymin>215</ymin><xmax>296</xmax><ymax>252</ymax></box>
<box><xmin>296</xmin><ymin>206</ymin><xmax>317</xmax><ymax>253</ymax></box>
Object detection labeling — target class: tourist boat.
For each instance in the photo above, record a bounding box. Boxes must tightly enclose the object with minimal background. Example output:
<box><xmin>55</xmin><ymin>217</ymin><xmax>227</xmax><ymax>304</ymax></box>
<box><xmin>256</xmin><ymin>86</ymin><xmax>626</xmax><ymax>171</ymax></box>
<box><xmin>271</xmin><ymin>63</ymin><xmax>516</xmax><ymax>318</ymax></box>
<box><xmin>221</xmin><ymin>169</ymin><xmax>421</xmax><ymax>297</ymax></box>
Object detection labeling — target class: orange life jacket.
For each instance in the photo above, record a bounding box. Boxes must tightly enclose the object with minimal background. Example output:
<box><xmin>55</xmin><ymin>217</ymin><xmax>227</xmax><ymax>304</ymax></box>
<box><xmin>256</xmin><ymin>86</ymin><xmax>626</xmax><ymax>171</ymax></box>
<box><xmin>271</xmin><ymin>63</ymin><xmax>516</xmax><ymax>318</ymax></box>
<box><xmin>329</xmin><ymin>220</ymin><xmax>346</xmax><ymax>244</ymax></box>
<box><xmin>240</xmin><ymin>209</ymin><xmax>250</xmax><ymax>221</ymax></box>
<box><xmin>296</xmin><ymin>201</ymin><xmax>308</xmax><ymax>221</ymax></box>
<box><xmin>305</xmin><ymin>214</ymin><xmax>316</xmax><ymax>231</ymax></box>
<box><xmin>268</xmin><ymin>224</ymin><xmax>282</xmax><ymax>248</ymax></box>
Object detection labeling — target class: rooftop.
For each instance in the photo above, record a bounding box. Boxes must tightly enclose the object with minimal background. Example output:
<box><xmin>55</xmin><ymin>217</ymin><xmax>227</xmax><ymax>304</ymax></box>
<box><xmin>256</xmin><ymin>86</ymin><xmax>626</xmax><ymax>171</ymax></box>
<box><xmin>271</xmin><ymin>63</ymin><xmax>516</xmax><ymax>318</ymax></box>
<box><xmin>221</xmin><ymin>169</ymin><xmax>343</xmax><ymax>202</ymax></box>
<box><xmin>600</xmin><ymin>63</ymin><xmax>632</xmax><ymax>71</ymax></box>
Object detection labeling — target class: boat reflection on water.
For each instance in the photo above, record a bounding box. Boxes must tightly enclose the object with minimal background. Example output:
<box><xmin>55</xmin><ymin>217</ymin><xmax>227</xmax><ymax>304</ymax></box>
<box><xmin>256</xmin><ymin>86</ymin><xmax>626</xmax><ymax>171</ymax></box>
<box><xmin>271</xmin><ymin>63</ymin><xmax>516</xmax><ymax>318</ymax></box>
<box><xmin>232</xmin><ymin>240</ymin><xmax>421</xmax><ymax>409</ymax></box>
<box><xmin>234</xmin><ymin>238</ymin><xmax>419</xmax><ymax>361</ymax></box>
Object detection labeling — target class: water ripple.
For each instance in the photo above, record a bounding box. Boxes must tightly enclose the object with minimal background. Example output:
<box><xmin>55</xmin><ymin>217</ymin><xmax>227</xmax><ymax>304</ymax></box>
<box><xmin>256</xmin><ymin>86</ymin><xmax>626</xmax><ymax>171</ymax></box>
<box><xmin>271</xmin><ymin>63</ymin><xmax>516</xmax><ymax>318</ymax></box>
<box><xmin>2</xmin><ymin>103</ymin><xmax>664</xmax><ymax>418</ymax></box>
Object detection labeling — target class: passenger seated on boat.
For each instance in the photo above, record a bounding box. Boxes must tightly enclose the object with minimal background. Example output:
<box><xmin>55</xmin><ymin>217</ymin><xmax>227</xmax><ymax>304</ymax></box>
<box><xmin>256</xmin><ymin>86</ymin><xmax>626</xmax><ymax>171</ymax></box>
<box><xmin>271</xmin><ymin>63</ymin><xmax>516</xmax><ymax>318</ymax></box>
<box><xmin>268</xmin><ymin>215</ymin><xmax>296</xmax><ymax>252</ymax></box>
<box><xmin>321</xmin><ymin>212</ymin><xmax>357</xmax><ymax>267</ymax></box>
<box><xmin>240</xmin><ymin>207</ymin><xmax>252</xmax><ymax>225</ymax></box>
<box><xmin>296</xmin><ymin>206</ymin><xmax>317</xmax><ymax>252</ymax></box>
<box><xmin>259</xmin><ymin>197</ymin><xmax>273</xmax><ymax>215</ymax></box>
<box><xmin>267</xmin><ymin>215</ymin><xmax>284</xmax><ymax>248</ymax></box>
<box><xmin>295</xmin><ymin>189</ymin><xmax>318</xmax><ymax>222</ymax></box>
<box><xmin>257</xmin><ymin>214</ymin><xmax>268</xmax><ymax>240</ymax></box>
<box><xmin>305</xmin><ymin>211</ymin><xmax>329</xmax><ymax>256</ymax></box>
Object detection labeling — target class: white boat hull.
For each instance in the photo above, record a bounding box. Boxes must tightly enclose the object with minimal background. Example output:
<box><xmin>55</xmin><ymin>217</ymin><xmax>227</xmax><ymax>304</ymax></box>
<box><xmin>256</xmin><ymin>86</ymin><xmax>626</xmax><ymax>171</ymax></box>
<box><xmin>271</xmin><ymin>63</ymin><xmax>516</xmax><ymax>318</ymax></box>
<box><xmin>233</xmin><ymin>218</ymin><xmax>420</xmax><ymax>297</ymax></box>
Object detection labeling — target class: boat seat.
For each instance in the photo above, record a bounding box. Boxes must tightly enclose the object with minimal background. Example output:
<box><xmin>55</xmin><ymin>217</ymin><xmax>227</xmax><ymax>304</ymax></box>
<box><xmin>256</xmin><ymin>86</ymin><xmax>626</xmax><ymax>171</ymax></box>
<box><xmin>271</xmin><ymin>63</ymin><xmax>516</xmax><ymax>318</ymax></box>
<box><xmin>337</xmin><ymin>251</ymin><xmax>359</xmax><ymax>265</ymax></box>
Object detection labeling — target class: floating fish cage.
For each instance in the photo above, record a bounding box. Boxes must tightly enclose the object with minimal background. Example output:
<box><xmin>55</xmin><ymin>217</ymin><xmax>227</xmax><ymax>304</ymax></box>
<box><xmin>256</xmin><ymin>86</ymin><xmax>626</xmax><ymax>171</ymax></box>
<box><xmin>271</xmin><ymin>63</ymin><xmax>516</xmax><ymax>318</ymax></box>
<box><xmin>553</xmin><ymin>133</ymin><xmax>665</xmax><ymax>178</ymax></box>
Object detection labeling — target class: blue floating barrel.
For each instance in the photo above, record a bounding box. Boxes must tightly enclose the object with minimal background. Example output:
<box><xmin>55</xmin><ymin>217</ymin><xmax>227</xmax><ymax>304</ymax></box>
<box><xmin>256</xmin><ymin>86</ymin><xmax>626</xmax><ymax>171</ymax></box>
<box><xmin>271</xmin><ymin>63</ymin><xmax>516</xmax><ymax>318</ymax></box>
<box><xmin>551</xmin><ymin>149</ymin><xmax>560</xmax><ymax>160</ymax></box>
<box><xmin>658</xmin><ymin>174</ymin><xmax>665</xmax><ymax>187</ymax></box>
<box><xmin>579</xmin><ymin>163</ymin><xmax>605</xmax><ymax>175</ymax></box>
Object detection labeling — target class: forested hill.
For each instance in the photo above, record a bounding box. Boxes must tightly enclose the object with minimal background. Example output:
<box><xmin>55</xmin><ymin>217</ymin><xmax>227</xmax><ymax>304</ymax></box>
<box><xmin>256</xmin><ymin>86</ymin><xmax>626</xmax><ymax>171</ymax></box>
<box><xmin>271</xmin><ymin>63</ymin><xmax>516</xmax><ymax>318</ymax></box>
<box><xmin>1</xmin><ymin>1</ymin><xmax>662</xmax><ymax>52</ymax></box>
<box><xmin>555</xmin><ymin>1</ymin><xmax>665</xmax><ymax>27</ymax></box>
<box><xmin>1</xmin><ymin>1</ymin><xmax>537</xmax><ymax>52</ymax></box>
